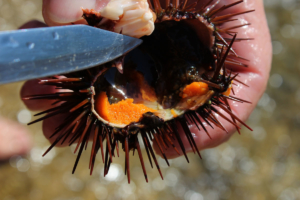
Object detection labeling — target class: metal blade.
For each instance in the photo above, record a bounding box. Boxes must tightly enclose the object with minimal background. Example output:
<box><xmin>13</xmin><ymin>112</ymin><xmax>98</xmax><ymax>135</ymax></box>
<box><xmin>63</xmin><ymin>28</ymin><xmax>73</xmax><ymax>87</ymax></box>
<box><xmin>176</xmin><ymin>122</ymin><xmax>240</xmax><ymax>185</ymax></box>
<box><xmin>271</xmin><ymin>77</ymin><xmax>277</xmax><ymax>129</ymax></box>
<box><xmin>0</xmin><ymin>25</ymin><xmax>142</xmax><ymax>85</ymax></box>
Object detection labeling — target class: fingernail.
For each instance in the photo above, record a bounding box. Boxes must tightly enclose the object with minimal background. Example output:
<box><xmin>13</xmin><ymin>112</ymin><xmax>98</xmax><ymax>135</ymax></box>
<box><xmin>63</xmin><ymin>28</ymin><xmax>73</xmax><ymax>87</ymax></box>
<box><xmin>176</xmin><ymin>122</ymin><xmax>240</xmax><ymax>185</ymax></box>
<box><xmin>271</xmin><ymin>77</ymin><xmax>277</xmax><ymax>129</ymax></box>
<box><xmin>44</xmin><ymin>0</ymin><xmax>96</xmax><ymax>24</ymax></box>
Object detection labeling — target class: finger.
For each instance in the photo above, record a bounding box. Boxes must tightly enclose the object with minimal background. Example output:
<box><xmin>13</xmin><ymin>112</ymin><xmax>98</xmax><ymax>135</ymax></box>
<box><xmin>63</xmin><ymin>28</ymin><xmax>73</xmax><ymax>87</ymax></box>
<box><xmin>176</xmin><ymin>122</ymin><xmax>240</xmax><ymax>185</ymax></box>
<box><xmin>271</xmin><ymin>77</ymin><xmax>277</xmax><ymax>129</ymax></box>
<box><xmin>216</xmin><ymin>0</ymin><xmax>272</xmax><ymax>121</ymax></box>
<box><xmin>0</xmin><ymin>117</ymin><xmax>32</xmax><ymax>160</ymax></box>
<box><xmin>42</xmin><ymin>0</ymin><xmax>95</xmax><ymax>26</ymax></box>
<box><xmin>42</xmin><ymin>0</ymin><xmax>111</xmax><ymax>26</ymax></box>
<box><xmin>154</xmin><ymin>0</ymin><xmax>272</xmax><ymax>158</ymax></box>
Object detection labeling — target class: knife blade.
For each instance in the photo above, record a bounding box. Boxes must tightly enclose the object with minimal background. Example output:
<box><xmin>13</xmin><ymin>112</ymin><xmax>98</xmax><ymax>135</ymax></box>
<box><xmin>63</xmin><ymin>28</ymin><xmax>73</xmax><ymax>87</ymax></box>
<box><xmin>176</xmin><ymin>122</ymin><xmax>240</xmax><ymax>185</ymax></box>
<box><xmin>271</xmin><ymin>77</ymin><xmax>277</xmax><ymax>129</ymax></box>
<box><xmin>0</xmin><ymin>25</ymin><xmax>142</xmax><ymax>85</ymax></box>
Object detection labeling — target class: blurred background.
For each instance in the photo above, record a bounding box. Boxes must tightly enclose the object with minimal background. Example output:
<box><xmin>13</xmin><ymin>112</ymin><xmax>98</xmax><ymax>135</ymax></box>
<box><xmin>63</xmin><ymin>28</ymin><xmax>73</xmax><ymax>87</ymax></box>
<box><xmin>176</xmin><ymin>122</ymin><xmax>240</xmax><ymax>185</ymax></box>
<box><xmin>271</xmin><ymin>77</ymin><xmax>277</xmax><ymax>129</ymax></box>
<box><xmin>0</xmin><ymin>0</ymin><xmax>300</xmax><ymax>199</ymax></box>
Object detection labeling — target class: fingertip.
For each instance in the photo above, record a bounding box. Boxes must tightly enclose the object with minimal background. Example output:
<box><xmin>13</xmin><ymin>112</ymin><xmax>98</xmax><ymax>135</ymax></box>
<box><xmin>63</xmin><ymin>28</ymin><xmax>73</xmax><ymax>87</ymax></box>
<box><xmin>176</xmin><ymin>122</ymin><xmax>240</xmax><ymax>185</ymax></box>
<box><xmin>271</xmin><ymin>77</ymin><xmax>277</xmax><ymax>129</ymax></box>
<box><xmin>43</xmin><ymin>0</ymin><xmax>96</xmax><ymax>25</ymax></box>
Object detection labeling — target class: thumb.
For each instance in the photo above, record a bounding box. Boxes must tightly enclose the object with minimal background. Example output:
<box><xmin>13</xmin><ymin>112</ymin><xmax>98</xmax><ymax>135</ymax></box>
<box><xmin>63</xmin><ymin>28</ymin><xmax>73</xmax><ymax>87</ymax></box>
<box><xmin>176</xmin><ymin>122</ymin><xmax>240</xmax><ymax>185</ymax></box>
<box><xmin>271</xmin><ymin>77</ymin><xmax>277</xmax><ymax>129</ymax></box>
<box><xmin>42</xmin><ymin>0</ymin><xmax>96</xmax><ymax>26</ymax></box>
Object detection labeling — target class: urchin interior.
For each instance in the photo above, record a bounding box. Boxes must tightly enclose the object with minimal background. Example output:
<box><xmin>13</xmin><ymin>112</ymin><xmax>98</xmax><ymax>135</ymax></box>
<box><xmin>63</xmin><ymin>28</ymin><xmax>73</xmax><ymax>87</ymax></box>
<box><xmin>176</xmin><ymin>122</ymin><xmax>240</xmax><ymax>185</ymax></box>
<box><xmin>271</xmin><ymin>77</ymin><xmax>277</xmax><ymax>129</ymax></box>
<box><xmin>92</xmin><ymin>19</ymin><xmax>219</xmax><ymax>128</ymax></box>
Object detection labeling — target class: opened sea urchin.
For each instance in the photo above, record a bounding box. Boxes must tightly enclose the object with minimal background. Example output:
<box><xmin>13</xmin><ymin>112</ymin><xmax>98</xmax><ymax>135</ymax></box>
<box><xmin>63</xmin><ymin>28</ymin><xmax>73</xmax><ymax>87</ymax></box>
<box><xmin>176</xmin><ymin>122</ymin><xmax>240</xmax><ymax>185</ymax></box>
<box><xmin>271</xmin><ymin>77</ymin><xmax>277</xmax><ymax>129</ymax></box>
<box><xmin>24</xmin><ymin>0</ymin><xmax>254</xmax><ymax>183</ymax></box>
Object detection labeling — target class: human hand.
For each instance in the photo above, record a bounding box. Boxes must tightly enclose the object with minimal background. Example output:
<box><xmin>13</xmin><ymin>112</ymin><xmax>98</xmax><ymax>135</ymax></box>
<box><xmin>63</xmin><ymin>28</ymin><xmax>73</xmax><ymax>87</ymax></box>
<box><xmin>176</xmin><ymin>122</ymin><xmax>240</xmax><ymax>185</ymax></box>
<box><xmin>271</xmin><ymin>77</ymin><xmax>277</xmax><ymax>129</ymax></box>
<box><xmin>21</xmin><ymin>0</ymin><xmax>272</xmax><ymax>159</ymax></box>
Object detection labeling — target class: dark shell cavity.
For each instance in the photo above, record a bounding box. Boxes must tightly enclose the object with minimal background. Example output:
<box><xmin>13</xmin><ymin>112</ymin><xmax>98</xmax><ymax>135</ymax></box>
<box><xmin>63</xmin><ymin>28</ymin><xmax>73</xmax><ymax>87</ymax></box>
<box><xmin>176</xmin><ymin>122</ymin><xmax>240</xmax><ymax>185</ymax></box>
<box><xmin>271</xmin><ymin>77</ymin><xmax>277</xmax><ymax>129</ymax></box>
<box><xmin>24</xmin><ymin>0</ymin><xmax>254</xmax><ymax>183</ymax></box>
<box><xmin>95</xmin><ymin>19</ymin><xmax>216</xmax><ymax>112</ymax></box>
<box><xmin>139</xmin><ymin>20</ymin><xmax>215</xmax><ymax>108</ymax></box>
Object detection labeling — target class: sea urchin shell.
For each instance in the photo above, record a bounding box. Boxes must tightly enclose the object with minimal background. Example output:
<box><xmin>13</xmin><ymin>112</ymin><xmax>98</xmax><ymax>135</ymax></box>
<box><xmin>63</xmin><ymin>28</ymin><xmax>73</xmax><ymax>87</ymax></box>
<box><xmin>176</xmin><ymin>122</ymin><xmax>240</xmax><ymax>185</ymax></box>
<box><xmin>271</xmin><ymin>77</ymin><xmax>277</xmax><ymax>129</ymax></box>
<box><xmin>25</xmin><ymin>0</ymin><xmax>254</xmax><ymax>183</ymax></box>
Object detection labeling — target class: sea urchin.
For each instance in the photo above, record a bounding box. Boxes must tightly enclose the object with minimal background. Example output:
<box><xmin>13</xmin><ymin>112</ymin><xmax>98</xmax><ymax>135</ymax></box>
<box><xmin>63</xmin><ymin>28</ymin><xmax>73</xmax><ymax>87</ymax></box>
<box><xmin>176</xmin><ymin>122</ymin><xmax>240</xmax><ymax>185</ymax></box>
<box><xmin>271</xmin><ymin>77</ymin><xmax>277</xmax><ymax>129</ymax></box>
<box><xmin>24</xmin><ymin>0</ymin><xmax>254</xmax><ymax>183</ymax></box>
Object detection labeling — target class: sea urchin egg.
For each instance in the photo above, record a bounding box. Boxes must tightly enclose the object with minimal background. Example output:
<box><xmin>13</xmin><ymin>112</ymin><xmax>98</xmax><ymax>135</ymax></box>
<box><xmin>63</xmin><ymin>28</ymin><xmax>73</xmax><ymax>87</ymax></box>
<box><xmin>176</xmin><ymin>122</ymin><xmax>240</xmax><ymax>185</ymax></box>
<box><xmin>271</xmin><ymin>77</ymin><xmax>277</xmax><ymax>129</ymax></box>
<box><xmin>25</xmin><ymin>0</ymin><xmax>254</xmax><ymax>183</ymax></box>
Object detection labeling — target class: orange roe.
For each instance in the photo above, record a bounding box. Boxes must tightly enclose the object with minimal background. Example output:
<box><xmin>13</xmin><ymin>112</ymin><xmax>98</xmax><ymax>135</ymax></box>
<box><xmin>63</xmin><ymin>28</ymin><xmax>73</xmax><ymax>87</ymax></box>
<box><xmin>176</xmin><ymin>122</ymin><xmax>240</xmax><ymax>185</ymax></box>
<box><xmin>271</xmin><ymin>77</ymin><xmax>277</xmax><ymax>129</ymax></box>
<box><xmin>170</xmin><ymin>109</ymin><xmax>178</xmax><ymax>118</ymax></box>
<box><xmin>181</xmin><ymin>82</ymin><xmax>209</xmax><ymax>98</ymax></box>
<box><xmin>96</xmin><ymin>92</ymin><xmax>156</xmax><ymax>125</ymax></box>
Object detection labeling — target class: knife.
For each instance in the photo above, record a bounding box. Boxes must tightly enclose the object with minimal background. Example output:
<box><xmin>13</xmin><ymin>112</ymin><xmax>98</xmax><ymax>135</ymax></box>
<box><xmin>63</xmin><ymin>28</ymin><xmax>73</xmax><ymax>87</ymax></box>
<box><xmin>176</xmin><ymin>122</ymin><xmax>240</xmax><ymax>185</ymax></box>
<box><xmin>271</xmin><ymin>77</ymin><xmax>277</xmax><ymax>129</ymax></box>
<box><xmin>0</xmin><ymin>25</ymin><xmax>142</xmax><ymax>85</ymax></box>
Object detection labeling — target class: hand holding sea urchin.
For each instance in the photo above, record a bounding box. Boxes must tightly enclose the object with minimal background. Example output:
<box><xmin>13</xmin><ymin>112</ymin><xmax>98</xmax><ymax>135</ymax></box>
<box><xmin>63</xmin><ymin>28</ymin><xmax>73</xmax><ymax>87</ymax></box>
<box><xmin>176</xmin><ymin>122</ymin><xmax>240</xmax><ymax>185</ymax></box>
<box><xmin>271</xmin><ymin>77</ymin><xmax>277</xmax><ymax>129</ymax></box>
<box><xmin>23</xmin><ymin>0</ymin><xmax>269</xmax><ymax>183</ymax></box>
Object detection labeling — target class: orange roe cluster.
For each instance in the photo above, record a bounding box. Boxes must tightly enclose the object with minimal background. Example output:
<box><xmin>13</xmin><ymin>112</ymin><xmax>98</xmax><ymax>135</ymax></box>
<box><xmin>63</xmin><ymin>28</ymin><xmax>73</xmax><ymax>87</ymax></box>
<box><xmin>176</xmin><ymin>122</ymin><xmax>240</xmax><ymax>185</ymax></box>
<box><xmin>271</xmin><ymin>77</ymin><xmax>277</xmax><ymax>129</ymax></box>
<box><xmin>170</xmin><ymin>109</ymin><xmax>178</xmax><ymax>118</ymax></box>
<box><xmin>96</xmin><ymin>92</ymin><xmax>156</xmax><ymax>125</ymax></box>
<box><xmin>181</xmin><ymin>82</ymin><xmax>209</xmax><ymax>98</ymax></box>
